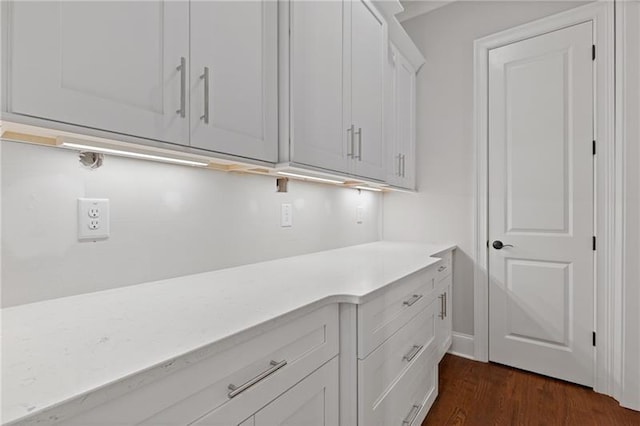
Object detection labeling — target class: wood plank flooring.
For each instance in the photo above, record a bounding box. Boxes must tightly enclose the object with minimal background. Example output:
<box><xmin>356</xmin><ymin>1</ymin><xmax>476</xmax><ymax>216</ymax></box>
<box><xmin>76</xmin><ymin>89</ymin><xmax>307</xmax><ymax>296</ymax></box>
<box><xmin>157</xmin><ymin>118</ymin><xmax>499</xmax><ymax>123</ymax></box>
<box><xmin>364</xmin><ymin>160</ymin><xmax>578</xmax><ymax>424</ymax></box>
<box><xmin>423</xmin><ymin>354</ymin><xmax>640</xmax><ymax>426</ymax></box>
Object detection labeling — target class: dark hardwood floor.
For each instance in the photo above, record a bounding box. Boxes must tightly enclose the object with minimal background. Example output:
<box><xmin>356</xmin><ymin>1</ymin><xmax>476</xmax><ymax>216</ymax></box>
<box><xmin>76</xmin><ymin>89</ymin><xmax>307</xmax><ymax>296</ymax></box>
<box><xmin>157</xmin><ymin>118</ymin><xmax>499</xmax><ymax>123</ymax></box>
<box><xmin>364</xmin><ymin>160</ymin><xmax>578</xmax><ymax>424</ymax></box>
<box><xmin>423</xmin><ymin>354</ymin><xmax>640</xmax><ymax>426</ymax></box>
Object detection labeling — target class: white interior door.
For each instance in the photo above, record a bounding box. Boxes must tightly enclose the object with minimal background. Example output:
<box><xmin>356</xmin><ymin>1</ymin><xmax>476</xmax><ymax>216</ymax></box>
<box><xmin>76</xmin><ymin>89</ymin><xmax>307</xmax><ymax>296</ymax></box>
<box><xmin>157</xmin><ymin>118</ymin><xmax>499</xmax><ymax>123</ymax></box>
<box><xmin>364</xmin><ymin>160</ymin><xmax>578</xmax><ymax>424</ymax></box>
<box><xmin>9</xmin><ymin>1</ymin><xmax>189</xmax><ymax>144</ymax></box>
<box><xmin>488</xmin><ymin>22</ymin><xmax>595</xmax><ymax>386</ymax></box>
<box><xmin>190</xmin><ymin>0</ymin><xmax>278</xmax><ymax>162</ymax></box>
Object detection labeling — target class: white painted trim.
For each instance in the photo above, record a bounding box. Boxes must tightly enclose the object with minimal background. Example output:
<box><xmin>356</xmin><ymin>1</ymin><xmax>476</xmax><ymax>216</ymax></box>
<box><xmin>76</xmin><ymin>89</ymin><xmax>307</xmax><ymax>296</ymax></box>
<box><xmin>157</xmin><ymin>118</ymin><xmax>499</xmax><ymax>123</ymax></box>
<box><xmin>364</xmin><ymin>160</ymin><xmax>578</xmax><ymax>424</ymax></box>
<box><xmin>473</xmin><ymin>0</ymin><xmax>617</xmax><ymax>396</ymax></box>
<box><xmin>396</xmin><ymin>1</ymin><xmax>456</xmax><ymax>23</ymax></box>
<box><xmin>615</xmin><ymin>0</ymin><xmax>640</xmax><ymax>411</ymax></box>
<box><xmin>448</xmin><ymin>332</ymin><xmax>475</xmax><ymax>360</ymax></box>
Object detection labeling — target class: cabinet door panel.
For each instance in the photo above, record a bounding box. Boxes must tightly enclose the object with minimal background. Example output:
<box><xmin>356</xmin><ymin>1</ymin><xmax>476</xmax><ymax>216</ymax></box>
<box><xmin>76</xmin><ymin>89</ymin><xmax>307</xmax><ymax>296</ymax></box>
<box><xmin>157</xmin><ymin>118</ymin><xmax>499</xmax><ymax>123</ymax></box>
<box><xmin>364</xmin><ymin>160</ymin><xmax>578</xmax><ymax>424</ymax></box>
<box><xmin>254</xmin><ymin>358</ymin><xmax>339</xmax><ymax>426</ymax></box>
<box><xmin>350</xmin><ymin>0</ymin><xmax>385</xmax><ymax>181</ymax></box>
<box><xmin>289</xmin><ymin>1</ymin><xmax>348</xmax><ymax>173</ymax></box>
<box><xmin>396</xmin><ymin>52</ymin><xmax>417</xmax><ymax>189</ymax></box>
<box><xmin>9</xmin><ymin>1</ymin><xmax>189</xmax><ymax>144</ymax></box>
<box><xmin>190</xmin><ymin>0</ymin><xmax>277</xmax><ymax>162</ymax></box>
<box><xmin>436</xmin><ymin>275</ymin><xmax>453</xmax><ymax>360</ymax></box>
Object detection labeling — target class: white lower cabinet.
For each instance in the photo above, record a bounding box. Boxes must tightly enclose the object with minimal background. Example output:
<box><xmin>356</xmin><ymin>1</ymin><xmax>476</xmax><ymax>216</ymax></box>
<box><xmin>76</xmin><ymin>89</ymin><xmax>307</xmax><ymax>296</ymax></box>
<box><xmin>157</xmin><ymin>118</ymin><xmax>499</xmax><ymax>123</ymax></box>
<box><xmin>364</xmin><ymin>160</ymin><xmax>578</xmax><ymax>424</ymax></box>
<box><xmin>61</xmin><ymin>251</ymin><xmax>454</xmax><ymax>426</ymax></box>
<box><xmin>354</xmin><ymin>249</ymin><xmax>454</xmax><ymax>426</ymax></box>
<box><xmin>358</xmin><ymin>297</ymin><xmax>439</xmax><ymax>425</ymax></box>
<box><xmin>252</xmin><ymin>358</ymin><xmax>339</xmax><ymax>426</ymax></box>
<box><xmin>435</xmin><ymin>274</ymin><xmax>453</xmax><ymax>359</ymax></box>
<box><xmin>65</xmin><ymin>305</ymin><xmax>338</xmax><ymax>426</ymax></box>
<box><xmin>194</xmin><ymin>357</ymin><xmax>338</xmax><ymax>426</ymax></box>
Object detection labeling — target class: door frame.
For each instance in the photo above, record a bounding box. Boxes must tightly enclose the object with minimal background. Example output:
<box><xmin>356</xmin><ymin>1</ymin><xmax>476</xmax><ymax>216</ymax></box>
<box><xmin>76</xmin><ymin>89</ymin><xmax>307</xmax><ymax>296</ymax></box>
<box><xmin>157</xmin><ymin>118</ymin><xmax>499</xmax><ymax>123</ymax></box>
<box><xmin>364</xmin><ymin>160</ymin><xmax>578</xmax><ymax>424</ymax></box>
<box><xmin>472</xmin><ymin>1</ymin><xmax>618</xmax><ymax>397</ymax></box>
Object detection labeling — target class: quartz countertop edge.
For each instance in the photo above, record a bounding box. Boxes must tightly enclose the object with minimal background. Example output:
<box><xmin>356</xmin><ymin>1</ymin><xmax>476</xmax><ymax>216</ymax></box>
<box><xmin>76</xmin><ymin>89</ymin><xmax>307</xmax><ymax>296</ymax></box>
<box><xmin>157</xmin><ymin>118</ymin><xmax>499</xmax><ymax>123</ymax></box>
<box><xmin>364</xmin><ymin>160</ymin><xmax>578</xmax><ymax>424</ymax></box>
<box><xmin>1</xmin><ymin>241</ymin><xmax>456</xmax><ymax>426</ymax></box>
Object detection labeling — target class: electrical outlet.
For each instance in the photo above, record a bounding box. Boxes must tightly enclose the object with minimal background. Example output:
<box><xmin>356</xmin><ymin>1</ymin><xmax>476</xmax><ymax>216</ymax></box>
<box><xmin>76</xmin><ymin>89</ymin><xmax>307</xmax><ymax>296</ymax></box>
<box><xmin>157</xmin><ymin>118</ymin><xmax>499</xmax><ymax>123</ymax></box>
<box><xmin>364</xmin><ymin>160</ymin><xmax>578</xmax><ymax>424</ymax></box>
<box><xmin>281</xmin><ymin>203</ymin><xmax>293</xmax><ymax>227</ymax></box>
<box><xmin>78</xmin><ymin>198</ymin><xmax>110</xmax><ymax>241</ymax></box>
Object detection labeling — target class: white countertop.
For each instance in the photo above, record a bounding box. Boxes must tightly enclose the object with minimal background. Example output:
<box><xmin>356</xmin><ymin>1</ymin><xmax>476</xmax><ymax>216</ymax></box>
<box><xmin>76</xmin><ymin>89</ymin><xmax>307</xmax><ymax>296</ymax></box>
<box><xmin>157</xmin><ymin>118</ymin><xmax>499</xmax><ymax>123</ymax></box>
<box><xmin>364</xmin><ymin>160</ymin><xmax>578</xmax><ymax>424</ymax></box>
<box><xmin>1</xmin><ymin>241</ymin><xmax>455</xmax><ymax>425</ymax></box>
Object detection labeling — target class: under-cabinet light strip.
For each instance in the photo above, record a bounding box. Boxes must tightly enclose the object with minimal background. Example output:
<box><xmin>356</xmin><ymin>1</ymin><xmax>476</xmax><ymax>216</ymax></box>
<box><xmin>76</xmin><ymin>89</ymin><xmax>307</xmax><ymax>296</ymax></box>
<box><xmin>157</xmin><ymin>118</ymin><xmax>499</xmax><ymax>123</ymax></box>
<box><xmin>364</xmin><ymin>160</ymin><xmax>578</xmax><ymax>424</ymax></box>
<box><xmin>60</xmin><ymin>142</ymin><xmax>209</xmax><ymax>167</ymax></box>
<box><xmin>354</xmin><ymin>186</ymin><xmax>383</xmax><ymax>192</ymax></box>
<box><xmin>277</xmin><ymin>171</ymin><xmax>345</xmax><ymax>185</ymax></box>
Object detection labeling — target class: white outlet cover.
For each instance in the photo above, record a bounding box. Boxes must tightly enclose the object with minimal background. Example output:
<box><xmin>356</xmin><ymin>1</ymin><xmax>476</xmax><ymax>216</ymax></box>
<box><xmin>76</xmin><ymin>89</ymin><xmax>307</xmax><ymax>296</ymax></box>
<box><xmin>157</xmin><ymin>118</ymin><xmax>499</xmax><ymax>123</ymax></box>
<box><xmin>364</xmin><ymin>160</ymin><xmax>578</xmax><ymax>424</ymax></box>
<box><xmin>356</xmin><ymin>206</ymin><xmax>364</xmax><ymax>224</ymax></box>
<box><xmin>78</xmin><ymin>198</ymin><xmax>110</xmax><ymax>241</ymax></box>
<box><xmin>281</xmin><ymin>203</ymin><xmax>293</xmax><ymax>227</ymax></box>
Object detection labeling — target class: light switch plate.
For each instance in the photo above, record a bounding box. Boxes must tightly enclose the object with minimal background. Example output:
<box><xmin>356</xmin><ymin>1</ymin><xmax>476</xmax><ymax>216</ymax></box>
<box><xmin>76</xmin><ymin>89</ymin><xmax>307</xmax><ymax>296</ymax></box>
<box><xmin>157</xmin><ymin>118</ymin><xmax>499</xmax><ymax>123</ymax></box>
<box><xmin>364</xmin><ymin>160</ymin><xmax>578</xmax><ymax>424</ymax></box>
<box><xmin>281</xmin><ymin>203</ymin><xmax>293</xmax><ymax>227</ymax></box>
<box><xmin>78</xmin><ymin>198</ymin><xmax>110</xmax><ymax>241</ymax></box>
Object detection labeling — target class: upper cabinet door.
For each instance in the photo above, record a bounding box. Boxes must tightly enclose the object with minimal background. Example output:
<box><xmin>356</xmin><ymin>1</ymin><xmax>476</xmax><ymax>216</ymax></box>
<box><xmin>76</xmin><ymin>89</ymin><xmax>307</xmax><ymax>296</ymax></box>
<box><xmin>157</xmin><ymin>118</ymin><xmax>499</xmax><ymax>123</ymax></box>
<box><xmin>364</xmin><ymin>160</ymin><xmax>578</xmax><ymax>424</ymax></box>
<box><xmin>395</xmin><ymin>51</ymin><xmax>417</xmax><ymax>189</ymax></box>
<box><xmin>289</xmin><ymin>0</ymin><xmax>349</xmax><ymax>174</ymax></box>
<box><xmin>189</xmin><ymin>0</ymin><xmax>278</xmax><ymax>162</ymax></box>
<box><xmin>8</xmin><ymin>1</ymin><xmax>189</xmax><ymax>145</ymax></box>
<box><xmin>350</xmin><ymin>0</ymin><xmax>385</xmax><ymax>181</ymax></box>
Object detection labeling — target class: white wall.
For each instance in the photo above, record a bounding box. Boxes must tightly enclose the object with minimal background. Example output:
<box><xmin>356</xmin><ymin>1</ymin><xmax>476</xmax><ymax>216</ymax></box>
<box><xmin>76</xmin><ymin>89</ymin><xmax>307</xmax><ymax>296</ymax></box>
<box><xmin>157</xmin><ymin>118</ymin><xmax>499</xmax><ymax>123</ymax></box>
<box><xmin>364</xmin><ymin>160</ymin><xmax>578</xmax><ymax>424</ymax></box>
<box><xmin>1</xmin><ymin>141</ymin><xmax>381</xmax><ymax>307</ymax></box>
<box><xmin>383</xmin><ymin>1</ymin><xmax>588</xmax><ymax>335</ymax></box>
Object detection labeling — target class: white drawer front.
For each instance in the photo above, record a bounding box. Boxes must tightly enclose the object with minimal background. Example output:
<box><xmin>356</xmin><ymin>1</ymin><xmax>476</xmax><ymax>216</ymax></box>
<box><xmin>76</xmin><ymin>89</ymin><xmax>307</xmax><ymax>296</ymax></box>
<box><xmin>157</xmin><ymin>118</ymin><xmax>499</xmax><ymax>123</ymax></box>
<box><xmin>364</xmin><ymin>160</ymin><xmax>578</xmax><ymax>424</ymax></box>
<box><xmin>67</xmin><ymin>305</ymin><xmax>339</xmax><ymax>426</ymax></box>
<box><xmin>358</xmin><ymin>267</ymin><xmax>436</xmax><ymax>358</ymax></box>
<box><xmin>434</xmin><ymin>250</ymin><xmax>452</xmax><ymax>281</ymax></box>
<box><xmin>358</xmin><ymin>297</ymin><xmax>438</xmax><ymax>415</ymax></box>
<box><xmin>360</xmin><ymin>339</ymin><xmax>438</xmax><ymax>426</ymax></box>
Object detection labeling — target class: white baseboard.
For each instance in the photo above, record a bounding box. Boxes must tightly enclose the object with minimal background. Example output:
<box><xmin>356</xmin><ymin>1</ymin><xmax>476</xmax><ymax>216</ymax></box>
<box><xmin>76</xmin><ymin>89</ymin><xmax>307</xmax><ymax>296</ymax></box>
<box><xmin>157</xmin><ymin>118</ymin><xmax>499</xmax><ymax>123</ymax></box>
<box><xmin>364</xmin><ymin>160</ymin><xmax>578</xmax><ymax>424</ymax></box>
<box><xmin>448</xmin><ymin>332</ymin><xmax>475</xmax><ymax>360</ymax></box>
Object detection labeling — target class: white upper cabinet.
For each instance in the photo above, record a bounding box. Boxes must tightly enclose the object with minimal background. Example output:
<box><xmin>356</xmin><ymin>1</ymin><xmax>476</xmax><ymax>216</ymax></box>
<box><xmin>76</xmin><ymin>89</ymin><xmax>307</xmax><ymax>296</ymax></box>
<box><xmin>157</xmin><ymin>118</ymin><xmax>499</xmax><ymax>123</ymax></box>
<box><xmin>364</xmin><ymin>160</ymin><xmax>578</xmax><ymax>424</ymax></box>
<box><xmin>8</xmin><ymin>1</ymin><xmax>190</xmax><ymax>145</ymax></box>
<box><xmin>190</xmin><ymin>0</ymin><xmax>278</xmax><ymax>162</ymax></box>
<box><xmin>287</xmin><ymin>0</ymin><xmax>386</xmax><ymax>181</ymax></box>
<box><xmin>348</xmin><ymin>0</ymin><xmax>386</xmax><ymax>181</ymax></box>
<box><xmin>288</xmin><ymin>0</ymin><xmax>349</xmax><ymax>173</ymax></box>
<box><xmin>386</xmin><ymin>44</ymin><xmax>417</xmax><ymax>189</ymax></box>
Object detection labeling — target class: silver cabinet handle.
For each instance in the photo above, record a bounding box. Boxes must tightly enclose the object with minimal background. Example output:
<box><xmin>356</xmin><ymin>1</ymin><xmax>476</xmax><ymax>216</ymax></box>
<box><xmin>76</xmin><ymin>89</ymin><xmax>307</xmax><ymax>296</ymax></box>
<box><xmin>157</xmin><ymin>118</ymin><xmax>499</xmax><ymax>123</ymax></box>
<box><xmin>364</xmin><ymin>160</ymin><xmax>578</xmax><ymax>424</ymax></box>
<box><xmin>200</xmin><ymin>67</ymin><xmax>210</xmax><ymax>124</ymax></box>
<box><xmin>402</xmin><ymin>404</ymin><xmax>422</xmax><ymax>426</ymax></box>
<box><xmin>439</xmin><ymin>294</ymin><xmax>445</xmax><ymax>319</ymax></box>
<box><xmin>444</xmin><ymin>291</ymin><xmax>447</xmax><ymax>318</ymax></box>
<box><xmin>176</xmin><ymin>57</ymin><xmax>186</xmax><ymax>117</ymax></box>
<box><xmin>347</xmin><ymin>125</ymin><xmax>355</xmax><ymax>157</ymax></box>
<box><xmin>227</xmin><ymin>359</ymin><xmax>287</xmax><ymax>398</ymax></box>
<box><xmin>397</xmin><ymin>154</ymin><xmax>402</xmax><ymax>176</ymax></box>
<box><xmin>438</xmin><ymin>265</ymin><xmax>447</xmax><ymax>272</ymax></box>
<box><xmin>355</xmin><ymin>127</ymin><xmax>362</xmax><ymax>160</ymax></box>
<box><xmin>403</xmin><ymin>294</ymin><xmax>422</xmax><ymax>307</ymax></box>
<box><xmin>401</xmin><ymin>154</ymin><xmax>406</xmax><ymax>177</ymax></box>
<box><xmin>402</xmin><ymin>345</ymin><xmax>423</xmax><ymax>362</ymax></box>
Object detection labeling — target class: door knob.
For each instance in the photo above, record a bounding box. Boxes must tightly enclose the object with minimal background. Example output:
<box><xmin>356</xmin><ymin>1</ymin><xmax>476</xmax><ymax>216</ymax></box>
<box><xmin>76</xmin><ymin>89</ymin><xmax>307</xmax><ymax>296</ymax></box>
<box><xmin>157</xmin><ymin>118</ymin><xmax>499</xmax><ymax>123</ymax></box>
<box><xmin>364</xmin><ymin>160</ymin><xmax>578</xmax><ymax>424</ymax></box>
<box><xmin>492</xmin><ymin>240</ymin><xmax>514</xmax><ymax>250</ymax></box>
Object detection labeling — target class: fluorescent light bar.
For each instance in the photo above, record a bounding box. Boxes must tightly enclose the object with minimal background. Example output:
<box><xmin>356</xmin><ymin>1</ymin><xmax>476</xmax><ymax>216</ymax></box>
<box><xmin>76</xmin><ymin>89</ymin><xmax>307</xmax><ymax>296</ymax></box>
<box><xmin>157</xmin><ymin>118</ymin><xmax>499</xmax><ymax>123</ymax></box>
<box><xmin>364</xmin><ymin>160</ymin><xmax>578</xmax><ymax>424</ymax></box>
<box><xmin>355</xmin><ymin>186</ymin><xmax>383</xmax><ymax>192</ymax></box>
<box><xmin>60</xmin><ymin>142</ymin><xmax>209</xmax><ymax>167</ymax></box>
<box><xmin>277</xmin><ymin>171</ymin><xmax>344</xmax><ymax>185</ymax></box>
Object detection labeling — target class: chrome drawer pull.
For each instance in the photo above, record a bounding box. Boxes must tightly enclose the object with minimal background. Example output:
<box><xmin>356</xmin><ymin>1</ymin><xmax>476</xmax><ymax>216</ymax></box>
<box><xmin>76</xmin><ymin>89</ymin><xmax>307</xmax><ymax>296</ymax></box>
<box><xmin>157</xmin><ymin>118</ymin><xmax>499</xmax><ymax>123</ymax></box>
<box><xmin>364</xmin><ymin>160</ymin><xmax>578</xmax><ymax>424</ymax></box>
<box><xmin>444</xmin><ymin>291</ymin><xmax>447</xmax><ymax>318</ymax></box>
<box><xmin>438</xmin><ymin>265</ymin><xmax>447</xmax><ymax>272</ymax></box>
<box><xmin>402</xmin><ymin>345</ymin><xmax>423</xmax><ymax>362</ymax></box>
<box><xmin>227</xmin><ymin>359</ymin><xmax>287</xmax><ymax>398</ymax></box>
<box><xmin>200</xmin><ymin>66</ymin><xmax>210</xmax><ymax>124</ymax></box>
<box><xmin>176</xmin><ymin>57</ymin><xmax>186</xmax><ymax>117</ymax></box>
<box><xmin>403</xmin><ymin>294</ymin><xmax>423</xmax><ymax>307</ymax></box>
<box><xmin>347</xmin><ymin>124</ymin><xmax>355</xmax><ymax>157</ymax></box>
<box><xmin>439</xmin><ymin>294</ymin><xmax>445</xmax><ymax>319</ymax></box>
<box><xmin>402</xmin><ymin>404</ymin><xmax>422</xmax><ymax>425</ymax></box>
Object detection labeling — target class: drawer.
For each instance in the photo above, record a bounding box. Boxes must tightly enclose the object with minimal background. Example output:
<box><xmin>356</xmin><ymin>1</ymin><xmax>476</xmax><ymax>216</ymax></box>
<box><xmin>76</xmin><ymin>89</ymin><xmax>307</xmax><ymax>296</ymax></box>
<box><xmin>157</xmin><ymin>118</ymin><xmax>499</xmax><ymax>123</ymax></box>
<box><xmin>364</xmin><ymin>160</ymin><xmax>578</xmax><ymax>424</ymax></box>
<box><xmin>434</xmin><ymin>250</ymin><xmax>452</xmax><ymax>281</ymax></box>
<box><xmin>66</xmin><ymin>305</ymin><xmax>339</xmax><ymax>426</ymax></box>
<box><xmin>359</xmin><ymin>336</ymin><xmax>439</xmax><ymax>426</ymax></box>
<box><xmin>358</xmin><ymin>267</ymin><xmax>436</xmax><ymax>358</ymax></box>
<box><xmin>358</xmin><ymin>296</ymin><xmax>438</xmax><ymax>413</ymax></box>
